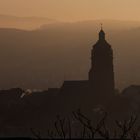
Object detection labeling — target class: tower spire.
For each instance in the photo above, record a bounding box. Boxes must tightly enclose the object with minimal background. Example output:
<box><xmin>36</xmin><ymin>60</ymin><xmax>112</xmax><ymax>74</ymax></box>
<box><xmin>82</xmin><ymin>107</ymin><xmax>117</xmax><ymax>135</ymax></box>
<box><xmin>101</xmin><ymin>23</ymin><xmax>103</xmax><ymax>30</ymax></box>
<box><xmin>99</xmin><ymin>23</ymin><xmax>105</xmax><ymax>40</ymax></box>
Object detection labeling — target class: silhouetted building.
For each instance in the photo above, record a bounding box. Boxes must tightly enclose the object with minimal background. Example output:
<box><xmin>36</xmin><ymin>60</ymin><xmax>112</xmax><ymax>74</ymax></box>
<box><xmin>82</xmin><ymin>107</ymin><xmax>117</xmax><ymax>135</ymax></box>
<box><xmin>60</xmin><ymin>27</ymin><xmax>115</xmax><ymax>107</ymax></box>
<box><xmin>89</xmin><ymin>27</ymin><xmax>115</xmax><ymax>99</ymax></box>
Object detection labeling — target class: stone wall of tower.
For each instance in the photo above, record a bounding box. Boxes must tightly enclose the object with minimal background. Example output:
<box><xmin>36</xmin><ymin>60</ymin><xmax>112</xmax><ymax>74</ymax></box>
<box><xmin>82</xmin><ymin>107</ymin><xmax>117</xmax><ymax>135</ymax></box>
<box><xmin>88</xmin><ymin>30</ymin><xmax>115</xmax><ymax>99</ymax></box>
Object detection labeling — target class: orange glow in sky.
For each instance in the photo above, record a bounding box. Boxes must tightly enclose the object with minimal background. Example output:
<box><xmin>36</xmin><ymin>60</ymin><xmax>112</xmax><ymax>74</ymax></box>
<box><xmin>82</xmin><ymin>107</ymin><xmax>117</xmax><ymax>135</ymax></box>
<box><xmin>0</xmin><ymin>0</ymin><xmax>140</xmax><ymax>21</ymax></box>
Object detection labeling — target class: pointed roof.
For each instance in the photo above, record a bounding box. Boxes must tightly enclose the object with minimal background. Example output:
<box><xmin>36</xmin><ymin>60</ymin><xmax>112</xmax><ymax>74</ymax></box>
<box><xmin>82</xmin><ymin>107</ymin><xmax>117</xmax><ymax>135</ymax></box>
<box><xmin>99</xmin><ymin>23</ymin><xmax>105</xmax><ymax>40</ymax></box>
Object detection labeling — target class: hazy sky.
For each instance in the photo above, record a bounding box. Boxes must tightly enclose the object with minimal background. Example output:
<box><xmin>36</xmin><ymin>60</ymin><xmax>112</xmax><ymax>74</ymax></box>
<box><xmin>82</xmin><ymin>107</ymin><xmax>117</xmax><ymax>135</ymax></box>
<box><xmin>0</xmin><ymin>0</ymin><xmax>140</xmax><ymax>21</ymax></box>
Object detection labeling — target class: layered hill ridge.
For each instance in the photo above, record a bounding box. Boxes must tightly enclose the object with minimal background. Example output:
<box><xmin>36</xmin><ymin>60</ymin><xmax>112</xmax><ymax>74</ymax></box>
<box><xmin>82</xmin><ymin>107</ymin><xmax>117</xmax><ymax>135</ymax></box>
<box><xmin>0</xmin><ymin>14</ymin><xmax>58</xmax><ymax>30</ymax></box>
<box><xmin>0</xmin><ymin>20</ymin><xmax>140</xmax><ymax>90</ymax></box>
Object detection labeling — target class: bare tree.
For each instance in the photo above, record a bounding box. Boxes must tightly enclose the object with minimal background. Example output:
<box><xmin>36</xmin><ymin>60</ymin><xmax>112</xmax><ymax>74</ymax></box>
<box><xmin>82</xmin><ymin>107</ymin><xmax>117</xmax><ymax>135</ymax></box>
<box><xmin>54</xmin><ymin>115</ymin><xmax>66</xmax><ymax>139</ymax></box>
<box><xmin>30</xmin><ymin>128</ymin><xmax>41</xmax><ymax>139</ymax></box>
<box><xmin>115</xmin><ymin>115</ymin><xmax>137</xmax><ymax>139</ymax></box>
<box><xmin>46</xmin><ymin>110</ymin><xmax>139</xmax><ymax>139</ymax></box>
<box><xmin>73</xmin><ymin>109</ymin><xmax>110</xmax><ymax>139</ymax></box>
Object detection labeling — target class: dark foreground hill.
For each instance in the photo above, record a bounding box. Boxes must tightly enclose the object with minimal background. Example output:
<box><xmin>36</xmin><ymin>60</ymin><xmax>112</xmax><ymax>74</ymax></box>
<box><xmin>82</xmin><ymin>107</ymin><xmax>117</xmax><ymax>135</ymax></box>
<box><xmin>0</xmin><ymin>87</ymin><xmax>138</xmax><ymax>138</ymax></box>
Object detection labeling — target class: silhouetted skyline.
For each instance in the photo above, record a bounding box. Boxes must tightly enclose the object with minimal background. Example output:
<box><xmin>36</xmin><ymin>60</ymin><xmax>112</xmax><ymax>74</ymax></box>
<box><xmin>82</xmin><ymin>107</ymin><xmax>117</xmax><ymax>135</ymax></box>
<box><xmin>0</xmin><ymin>21</ymin><xmax>140</xmax><ymax>90</ymax></box>
<box><xmin>1</xmin><ymin>0</ymin><xmax>140</xmax><ymax>139</ymax></box>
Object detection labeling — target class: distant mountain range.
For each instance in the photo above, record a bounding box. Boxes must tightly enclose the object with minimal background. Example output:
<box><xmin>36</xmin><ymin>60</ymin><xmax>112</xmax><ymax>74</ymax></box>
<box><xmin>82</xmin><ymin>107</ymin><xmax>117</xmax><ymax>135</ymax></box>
<box><xmin>0</xmin><ymin>20</ymin><xmax>140</xmax><ymax>90</ymax></box>
<box><xmin>1</xmin><ymin>15</ymin><xmax>140</xmax><ymax>30</ymax></box>
<box><xmin>40</xmin><ymin>19</ymin><xmax>140</xmax><ymax>31</ymax></box>
<box><xmin>0</xmin><ymin>14</ymin><xmax>58</xmax><ymax>30</ymax></box>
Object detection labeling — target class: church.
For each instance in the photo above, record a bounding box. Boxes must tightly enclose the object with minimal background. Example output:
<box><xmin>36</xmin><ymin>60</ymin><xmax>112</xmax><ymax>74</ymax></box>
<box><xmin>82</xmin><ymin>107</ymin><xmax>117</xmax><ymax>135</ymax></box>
<box><xmin>59</xmin><ymin>26</ymin><xmax>115</xmax><ymax>106</ymax></box>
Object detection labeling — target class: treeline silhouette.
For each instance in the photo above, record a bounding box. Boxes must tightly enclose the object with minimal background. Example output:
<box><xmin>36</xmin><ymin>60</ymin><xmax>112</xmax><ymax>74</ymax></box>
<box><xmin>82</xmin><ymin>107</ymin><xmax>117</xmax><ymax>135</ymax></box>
<box><xmin>0</xmin><ymin>87</ymin><xmax>138</xmax><ymax>138</ymax></box>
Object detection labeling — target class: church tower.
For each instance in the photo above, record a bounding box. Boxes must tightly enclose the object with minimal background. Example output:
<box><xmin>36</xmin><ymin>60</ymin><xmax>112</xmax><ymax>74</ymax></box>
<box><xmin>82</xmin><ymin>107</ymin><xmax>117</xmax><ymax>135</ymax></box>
<box><xmin>88</xmin><ymin>26</ymin><xmax>115</xmax><ymax>99</ymax></box>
